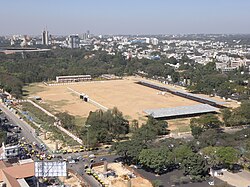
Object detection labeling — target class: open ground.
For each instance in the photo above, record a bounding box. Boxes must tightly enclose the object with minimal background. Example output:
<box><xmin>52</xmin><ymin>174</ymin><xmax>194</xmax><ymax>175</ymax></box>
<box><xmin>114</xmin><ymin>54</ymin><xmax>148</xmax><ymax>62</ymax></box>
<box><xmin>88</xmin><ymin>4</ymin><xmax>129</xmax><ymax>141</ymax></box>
<box><xmin>23</xmin><ymin>77</ymin><xmax>235</xmax><ymax>129</ymax></box>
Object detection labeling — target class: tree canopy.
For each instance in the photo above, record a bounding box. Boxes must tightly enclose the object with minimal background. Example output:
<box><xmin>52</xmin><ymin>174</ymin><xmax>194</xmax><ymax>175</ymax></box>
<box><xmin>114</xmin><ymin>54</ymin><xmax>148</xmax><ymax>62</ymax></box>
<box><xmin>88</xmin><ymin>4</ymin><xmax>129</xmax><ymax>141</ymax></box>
<box><xmin>81</xmin><ymin>107</ymin><xmax>129</xmax><ymax>146</ymax></box>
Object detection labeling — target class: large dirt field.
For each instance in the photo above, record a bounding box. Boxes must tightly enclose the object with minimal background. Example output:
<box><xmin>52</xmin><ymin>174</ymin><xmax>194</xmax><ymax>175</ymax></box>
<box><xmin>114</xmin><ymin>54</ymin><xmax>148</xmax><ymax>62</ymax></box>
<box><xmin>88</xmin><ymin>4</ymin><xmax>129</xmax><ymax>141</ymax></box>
<box><xmin>24</xmin><ymin>78</ymin><xmax>201</xmax><ymax>123</ymax></box>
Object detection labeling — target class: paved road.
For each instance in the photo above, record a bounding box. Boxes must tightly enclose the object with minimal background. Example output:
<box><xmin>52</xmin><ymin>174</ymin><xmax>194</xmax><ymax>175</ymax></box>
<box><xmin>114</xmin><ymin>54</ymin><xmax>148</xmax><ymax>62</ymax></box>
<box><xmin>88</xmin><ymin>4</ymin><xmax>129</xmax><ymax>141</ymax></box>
<box><xmin>70</xmin><ymin>154</ymin><xmax>118</xmax><ymax>187</ymax></box>
<box><xmin>133</xmin><ymin>167</ymin><xmax>230</xmax><ymax>187</ymax></box>
<box><xmin>0</xmin><ymin>102</ymin><xmax>102</xmax><ymax>187</ymax></box>
<box><xmin>0</xmin><ymin>102</ymin><xmax>43</xmax><ymax>147</ymax></box>
<box><xmin>219</xmin><ymin>170</ymin><xmax>250</xmax><ymax>187</ymax></box>
<box><xmin>2</xmin><ymin>101</ymin><xmax>246</xmax><ymax>187</ymax></box>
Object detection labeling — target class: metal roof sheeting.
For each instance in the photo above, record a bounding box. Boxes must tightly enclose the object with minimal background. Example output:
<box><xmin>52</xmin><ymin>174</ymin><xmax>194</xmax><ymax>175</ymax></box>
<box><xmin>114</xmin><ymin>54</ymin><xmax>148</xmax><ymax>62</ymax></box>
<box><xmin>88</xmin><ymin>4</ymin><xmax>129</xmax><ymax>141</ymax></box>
<box><xmin>139</xmin><ymin>80</ymin><xmax>225</xmax><ymax>106</ymax></box>
<box><xmin>144</xmin><ymin>104</ymin><xmax>219</xmax><ymax>118</ymax></box>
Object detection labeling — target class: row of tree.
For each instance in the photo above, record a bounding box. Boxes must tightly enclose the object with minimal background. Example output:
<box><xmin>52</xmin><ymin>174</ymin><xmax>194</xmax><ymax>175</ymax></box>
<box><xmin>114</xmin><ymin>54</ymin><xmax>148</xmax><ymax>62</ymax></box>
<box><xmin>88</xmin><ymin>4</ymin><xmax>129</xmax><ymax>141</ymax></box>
<box><xmin>79</xmin><ymin>108</ymin><xmax>129</xmax><ymax>146</ymax></box>
<box><xmin>1</xmin><ymin>49</ymin><xmax>249</xmax><ymax>100</ymax></box>
<box><xmin>190</xmin><ymin>101</ymin><xmax>250</xmax><ymax>140</ymax></box>
<box><xmin>113</xmin><ymin>117</ymin><xmax>210</xmax><ymax>181</ymax></box>
<box><xmin>0</xmin><ymin>49</ymin><xmax>179</xmax><ymax>98</ymax></box>
<box><xmin>181</xmin><ymin>61</ymin><xmax>250</xmax><ymax>100</ymax></box>
<box><xmin>113</xmin><ymin>104</ymin><xmax>250</xmax><ymax>183</ymax></box>
<box><xmin>222</xmin><ymin>100</ymin><xmax>250</xmax><ymax>126</ymax></box>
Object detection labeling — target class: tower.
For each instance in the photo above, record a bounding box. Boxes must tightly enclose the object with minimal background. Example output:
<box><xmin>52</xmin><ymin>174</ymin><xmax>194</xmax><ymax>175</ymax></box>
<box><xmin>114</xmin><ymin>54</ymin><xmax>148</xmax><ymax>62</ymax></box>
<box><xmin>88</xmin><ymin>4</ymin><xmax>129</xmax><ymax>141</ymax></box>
<box><xmin>42</xmin><ymin>29</ymin><xmax>49</xmax><ymax>45</ymax></box>
<box><xmin>87</xmin><ymin>30</ymin><xmax>90</xmax><ymax>38</ymax></box>
<box><xmin>67</xmin><ymin>35</ymin><xmax>80</xmax><ymax>48</ymax></box>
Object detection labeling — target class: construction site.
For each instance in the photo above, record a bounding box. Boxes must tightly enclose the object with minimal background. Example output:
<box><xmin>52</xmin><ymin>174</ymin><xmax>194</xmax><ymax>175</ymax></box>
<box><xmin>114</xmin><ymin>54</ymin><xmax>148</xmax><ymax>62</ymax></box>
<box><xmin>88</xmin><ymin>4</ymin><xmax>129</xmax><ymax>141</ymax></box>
<box><xmin>89</xmin><ymin>162</ymin><xmax>152</xmax><ymax>187</ymax></box>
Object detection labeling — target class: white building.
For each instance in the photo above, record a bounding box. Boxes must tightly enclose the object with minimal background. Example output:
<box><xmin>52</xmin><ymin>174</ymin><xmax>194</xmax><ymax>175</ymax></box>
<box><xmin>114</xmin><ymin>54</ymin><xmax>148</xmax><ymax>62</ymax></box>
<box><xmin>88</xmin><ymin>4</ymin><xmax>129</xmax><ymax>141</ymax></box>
<box><xmin>56</xmin><ymin>75</ymin><xmax>92</xmax><ymax>83</ymax></box>
<box><xmin>0</xmin><ymin>143</ymin><xmax>19</xmax><ymax>160</ymax></box>
<box><xmin>151</xmin><ymin>38</ymin><xmax>159</xmax><ymax>45</ymax></box>
<box><xmin>67</xmin><ymin>35</ymin><xmax>80</xmax><ymax>48</ymax></box>
<box><xmin>42</xmin><ymin>30</ymin><xmax>49</xmax><ymax>45</ymax></box>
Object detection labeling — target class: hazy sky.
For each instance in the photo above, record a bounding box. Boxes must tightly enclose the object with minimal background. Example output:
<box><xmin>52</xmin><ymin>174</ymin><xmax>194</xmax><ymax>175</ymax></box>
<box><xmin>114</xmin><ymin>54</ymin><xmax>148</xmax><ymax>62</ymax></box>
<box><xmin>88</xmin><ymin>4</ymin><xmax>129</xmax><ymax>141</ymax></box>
<box><xmin>1</xmin><ymin>0</ymin><xmax>250</xmax><ymax>35</ymax></box>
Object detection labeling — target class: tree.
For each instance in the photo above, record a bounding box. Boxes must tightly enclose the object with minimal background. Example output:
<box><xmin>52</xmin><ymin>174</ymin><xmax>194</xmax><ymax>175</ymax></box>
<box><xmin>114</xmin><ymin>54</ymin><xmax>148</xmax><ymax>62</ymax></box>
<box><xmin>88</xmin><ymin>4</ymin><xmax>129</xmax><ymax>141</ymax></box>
<box><xmin>107</xmin><ymin>107</ymin><xmax>129</xmax><ymax>140</ymax></box>
<box><xmin>132</xmin><ymin>122</ymin><xmax>158</xmax><ymax>145</ymax></box>
<box><xmin>190</xmin><ymin>114</ymin><xmax>222</xmax><ymax>138</ymax></box>
<box><xmin>236</xmin><ymin>100</ymin><xmax>250</xmax><ymax>122</ymax></box>
<box><xmin>0</xmin><ymin>130</ymin><xmax>7</xmax><ymax>146</ymax></box>
<box><xmin>201</xmin><ymin>146</ymin><xmax>220</xmax><ymax>168</ymax></box>
<box><xmin>56</xmin><ymin>112</ymin><xmax>75</xmax><ymax>130</ymax></box>
<box><xmin>199</xmin><ymin>129</ymin><xmax>218</xmax><ymax>147</ymax></box>
<box><xmin>220</xmin><ymin>101</ymin><xmax>250</xmax><ymax>127</ymax></box>
<box><xmin>172</xmin><ymin>145</ymin><xmax>194</xmax><ymax>165</ymax></box>
<box><xmin>183</xmin><ymin>153</ymin><xmax>208</xmax><ymax>181</ymax></box>
<box><xmin>130</xmin><ymin>119</ymin><xmax>139</xmax><ymax>133</ymax></box>
<box><xmin>216</xmin><ymin>147</ymin><xmax>239</xmax><ymax>167</ymax></box>
<box><xmin>190</xmin><ymin>124</ymin><xmax>203</xmax><ymax>138</ymax></box>
<box><xmin>221</xmin><ymin>108</ymin><xmax>232</xmax><ymax>126</ymax></box>
<box><xmin>143</xmin><ymin>116</ymin><xmax>169</xmax><ymax>136</ymax></box>
<box><xmin>155</xmin><ymin>120</ymin><xmax>169</xmax><ymax>135</ymax></box>
<box><xmin>82</xmin><ymin>108</ymin><xmax>129</xmax><ymax>145</ymax></box>
<box><xmin>115</xmin><ymin>140</ymin><xmax>146</xmax><ymax>164</ymax></box>
<box><xmin>199</xmin><ymin>114</ymin><xmax>222</xmax><ymax>129</ymax></box>
<box><xmin>201</xmin><ymin>146</ymin><xmax>239</xmax><ymax>168</ymax></box>
<box><xmin>139</xmin><ymin>147</ymin><xmax>174</xmax><ymax>174</ymax></box>
<box><xmin>243</xmin><ymin>140</ymin><xmax>250</xmax><ymax>160</ymax></box>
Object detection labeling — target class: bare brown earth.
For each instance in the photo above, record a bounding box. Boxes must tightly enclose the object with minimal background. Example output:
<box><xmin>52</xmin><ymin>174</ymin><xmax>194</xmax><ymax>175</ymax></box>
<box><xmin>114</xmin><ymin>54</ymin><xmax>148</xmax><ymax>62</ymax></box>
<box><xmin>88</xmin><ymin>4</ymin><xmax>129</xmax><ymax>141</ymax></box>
<box><xmin>25</xmin><ymin>78</ymin><xmax>200</xmax><ymax>123</ymax></box>
<box><xmin>24</xmin><ymin>77</ymin><xmax>239</xmax><ymax>129</ymax></box>
<box><xmin>93</xmin><ymin>163</ymin><xmax>153</xmax><ymax>187</ymax></box>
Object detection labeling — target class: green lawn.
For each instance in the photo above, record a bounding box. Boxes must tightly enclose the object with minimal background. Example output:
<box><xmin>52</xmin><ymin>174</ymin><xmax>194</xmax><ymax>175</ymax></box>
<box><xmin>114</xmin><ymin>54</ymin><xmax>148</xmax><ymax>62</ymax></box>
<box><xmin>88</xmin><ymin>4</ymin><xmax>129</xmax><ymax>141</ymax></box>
<box><xmin>23</xmin><ymin>83</ymin><xmax>46</xmax><ymax>97</ymax></box>
<box><xmin>75</xmin><ymin>116</ymin><xmax>87</xmax><ymax>127</ymax></box>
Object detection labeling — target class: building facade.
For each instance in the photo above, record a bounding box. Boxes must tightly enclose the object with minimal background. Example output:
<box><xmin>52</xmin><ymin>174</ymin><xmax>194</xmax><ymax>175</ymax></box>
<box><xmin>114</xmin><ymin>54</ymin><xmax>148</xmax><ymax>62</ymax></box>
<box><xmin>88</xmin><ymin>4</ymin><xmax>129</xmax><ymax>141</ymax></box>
<box><xmin>67</xmin><ymin>35</ymin><xmax>80</xmax><ymax>48</ymax></box>
<box><xmin>42</xmin><ymin>30</ymin><xmax>49</xmax><ymax>45</ymax></box>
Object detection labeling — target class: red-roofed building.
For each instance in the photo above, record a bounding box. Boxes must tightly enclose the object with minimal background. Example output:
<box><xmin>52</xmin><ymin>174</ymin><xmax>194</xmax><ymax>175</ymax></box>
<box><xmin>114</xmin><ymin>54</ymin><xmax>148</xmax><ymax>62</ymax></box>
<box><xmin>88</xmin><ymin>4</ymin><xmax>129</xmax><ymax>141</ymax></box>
<box><xmin>0</xmin><ymin>160</ymin><xmax>35</xmax><ymax>187</ymax></box>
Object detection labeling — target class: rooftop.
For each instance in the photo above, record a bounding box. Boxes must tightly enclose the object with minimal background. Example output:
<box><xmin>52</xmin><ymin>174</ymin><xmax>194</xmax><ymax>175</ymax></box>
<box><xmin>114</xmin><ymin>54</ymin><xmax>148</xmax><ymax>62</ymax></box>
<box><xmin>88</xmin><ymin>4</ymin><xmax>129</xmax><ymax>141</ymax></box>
<box><xmin>139</xmin><ymin>80</ymin><xmax>225</xmax><ymax>106</ymax></box>
<box><xmin>0</xmin><ymin>160</ymin><xmax>34</xmax><ymax>186</ymax></box>
<box><xmin>144</xmin><ymin>104</ymin><xmax>219</xmax><ymax>118</ymax></box>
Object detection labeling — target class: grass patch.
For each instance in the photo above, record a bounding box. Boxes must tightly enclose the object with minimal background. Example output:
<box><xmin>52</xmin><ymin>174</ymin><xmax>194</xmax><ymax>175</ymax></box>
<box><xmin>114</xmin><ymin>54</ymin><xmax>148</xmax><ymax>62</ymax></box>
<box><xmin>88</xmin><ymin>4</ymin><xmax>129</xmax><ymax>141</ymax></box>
<box><xmin>23</xmin><ymin>83</ymin><xmax>47</xmax><ymax>97</ymax></box>
<box><xmin>172</xmin><ymin>125</ymin><xmax>191</xmax><ymax>133</ymax></box>
<box><xmin>45</xmin><ymin>99</ymin><xmax>71</xmax><ymax>107</ymax></box>
<box><xmin>75</xmin><ymin>116</ymin><xmax>87</xmax><ymax>127</ymax></box>
<box><xmin>22</xmin><ymin>102</ymin><xmax>55</xmax><ymax>124</ymax></box>
<box><xmin>33</xmin><ymin>101</ymin><xmax>58</xmax><ymax>114</ymax></box>
<box><xmin>20</xmin><ymin>102</ymin><xmax>79</xmax><ymax>146</ymax></box>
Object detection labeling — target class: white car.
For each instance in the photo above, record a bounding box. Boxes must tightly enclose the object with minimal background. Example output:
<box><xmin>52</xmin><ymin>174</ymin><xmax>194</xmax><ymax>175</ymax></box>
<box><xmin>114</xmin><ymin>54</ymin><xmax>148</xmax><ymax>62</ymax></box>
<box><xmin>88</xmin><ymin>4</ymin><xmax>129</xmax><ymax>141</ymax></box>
<box><xmin>68</xmin><ymin>160</ymin><xmax>76</xmax><ymax>164</ymax></box>
<box><xmin>89</xmin><ymin>154</ymin><xmax>96</xmax><ymax>158</ymax></box>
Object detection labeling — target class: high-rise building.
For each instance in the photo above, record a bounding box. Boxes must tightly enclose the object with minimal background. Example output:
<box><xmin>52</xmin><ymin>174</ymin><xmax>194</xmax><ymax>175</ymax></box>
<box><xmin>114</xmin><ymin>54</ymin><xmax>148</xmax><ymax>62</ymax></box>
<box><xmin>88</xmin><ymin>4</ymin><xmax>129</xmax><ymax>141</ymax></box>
<box><xmin>151</xmin><ymin>38</ymin><xmax>159</xmax><ymax>45</ymax></box>
<box><xmin>87</xmin><ymin>30</ymin><xmax>90</xmax><ymax>38</ymax></box>
<box><xmin>67</xmin><ymin>35</ymin><xmax>80</xmax><ymax>48</ymax></box>
<box><xmin>81</xmin><ymin>33</ymin><xmax>88</xmax><ymax>40</ymax></box>
<box><xmin>42</xmin><ymin>29</ymin><xmax>49</xmax><ymax>45</ymax></box>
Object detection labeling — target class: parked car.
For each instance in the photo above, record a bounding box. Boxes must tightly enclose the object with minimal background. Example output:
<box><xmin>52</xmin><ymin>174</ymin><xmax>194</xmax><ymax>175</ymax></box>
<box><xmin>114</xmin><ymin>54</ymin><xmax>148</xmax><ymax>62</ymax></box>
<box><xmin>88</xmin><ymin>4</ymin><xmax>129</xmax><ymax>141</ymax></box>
<box><xmin>68</xmin><ymin>160</ymin><xmax>76</xmax><ymax>164</ymax></box>
<box><xmin>89</xmin><ymin>154</ymin><xmax>96</xmax><ymax>158</ymax></box>
<box><xmin>100</xmin><ymin>157</ymin><xmax>107</xmax><ymax>161</ymax></box>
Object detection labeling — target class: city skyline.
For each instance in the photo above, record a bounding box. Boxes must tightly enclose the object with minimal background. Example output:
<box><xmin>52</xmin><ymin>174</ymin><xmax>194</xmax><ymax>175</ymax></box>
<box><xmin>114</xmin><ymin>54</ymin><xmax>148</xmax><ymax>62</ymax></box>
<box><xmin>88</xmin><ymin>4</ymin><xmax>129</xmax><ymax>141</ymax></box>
<box><xmin>1</xmin><ymin>0</ymin><xmax>250</xmax><ymax>35</ymax></box>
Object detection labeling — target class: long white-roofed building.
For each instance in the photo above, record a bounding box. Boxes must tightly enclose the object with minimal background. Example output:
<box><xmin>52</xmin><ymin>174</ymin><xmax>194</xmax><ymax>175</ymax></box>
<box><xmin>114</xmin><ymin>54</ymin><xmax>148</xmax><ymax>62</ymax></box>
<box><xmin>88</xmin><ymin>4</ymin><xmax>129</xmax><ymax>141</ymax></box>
<box><xmin>56</xmin><ymin>75</ymin><xmax>92</xmax><ymax>83</ymax></box>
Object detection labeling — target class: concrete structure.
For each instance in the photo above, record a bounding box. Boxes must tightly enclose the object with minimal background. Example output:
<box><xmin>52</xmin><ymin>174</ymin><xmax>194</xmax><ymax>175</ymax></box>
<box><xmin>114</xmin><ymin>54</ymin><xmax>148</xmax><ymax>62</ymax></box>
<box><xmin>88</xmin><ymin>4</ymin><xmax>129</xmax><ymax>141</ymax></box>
<box><xmin>151</xmin><ymin>38</ymin><xmax>159</xmax><ymax>45</ymax></box>
<box><xmin>42</xmin><ymin>30</ymin><xmax>49</xmax><ymax>45</ymax></box>
<box><xmin>1</xmin><ymin>143</ymin><xmax>19</xmax><ymax>159</ymax></box>
<box><xmin>137</xmin><ymin>80</ymin><xmax>226</xmax><ymax>108</ymax></box>
<box><xmin>100</xmin><ymin>74</ymin><xmax>122</xmax><ymax>80</ymax></box>
<box><xmin>67</xmin><ymin>35</ymin><xmax>80</xmax><ymax>48</ymax></box>
<box><xmin>56</xmin><ymin>75</ymin><xmax>92</xmax><ymax>83</ymax></box>
<box><xmin>0</xmin><ymin>160</ymin><xmax>35</xmax><ymax>187</ymax></box>
<box><xmin>144</xmin><ymin>104</ymin><xmax>218</xmax><ymax>119</ymax></box>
